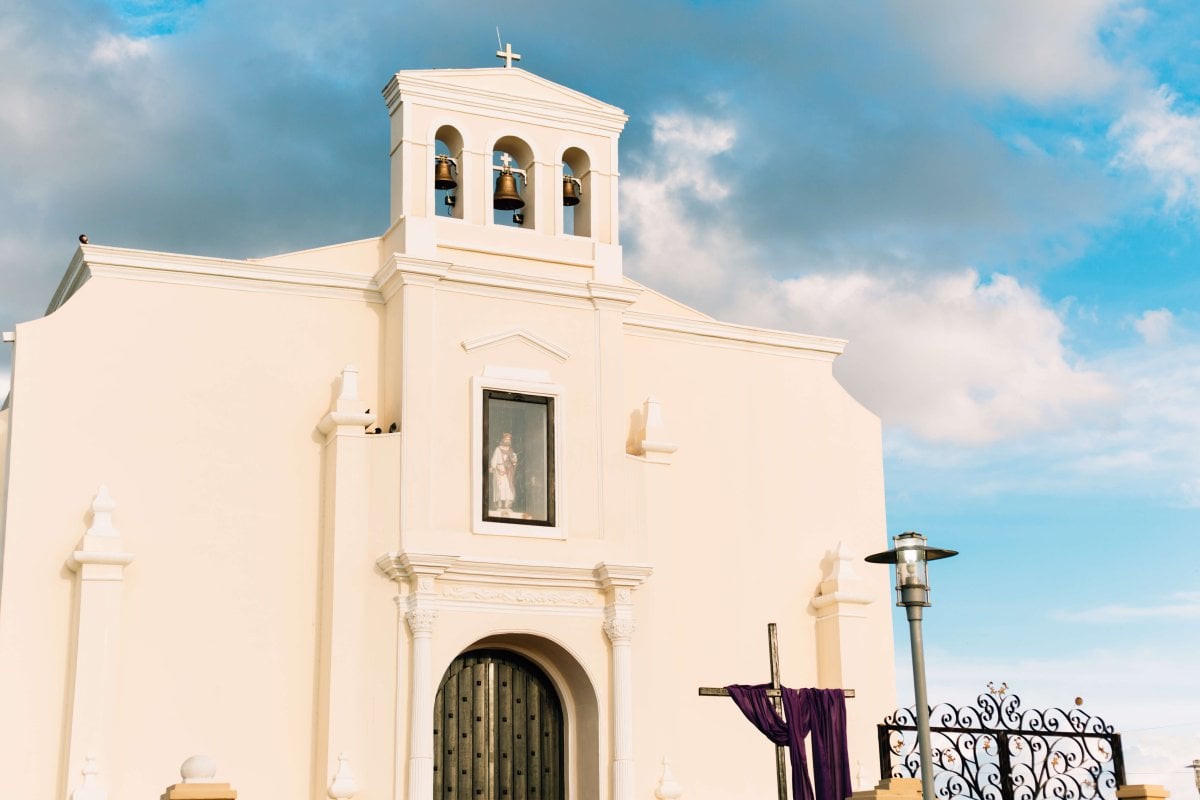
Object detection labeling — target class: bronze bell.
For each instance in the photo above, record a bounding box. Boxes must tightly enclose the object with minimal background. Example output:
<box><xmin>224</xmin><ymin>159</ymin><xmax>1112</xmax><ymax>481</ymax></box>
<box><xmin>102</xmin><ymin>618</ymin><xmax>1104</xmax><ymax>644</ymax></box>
<box><xmin>562</xmin><ymin>176</ymin><xmax>582</xmax><ymax>207</ymax></box>
<box><xmin>434</xmin><ymin>155</ymin><xmax>457</xmax><ymax>190</ymax></box>
<box><xmin>493</xmin><ymin>168</ymin><xmax>525</xmax><ymax>210</ymax></box>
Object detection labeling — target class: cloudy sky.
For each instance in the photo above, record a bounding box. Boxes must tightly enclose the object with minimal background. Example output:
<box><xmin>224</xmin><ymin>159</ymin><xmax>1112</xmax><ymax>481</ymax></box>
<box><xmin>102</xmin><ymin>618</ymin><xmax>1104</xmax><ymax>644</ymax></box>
<box><xmin>2</xmin><ymin>0</ymin><xmax>1199</xmax><ymax>795</ymax></box>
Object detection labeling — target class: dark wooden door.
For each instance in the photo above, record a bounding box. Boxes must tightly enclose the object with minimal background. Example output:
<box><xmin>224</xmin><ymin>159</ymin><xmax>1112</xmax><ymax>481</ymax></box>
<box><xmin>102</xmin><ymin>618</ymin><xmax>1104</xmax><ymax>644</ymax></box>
<box><xmin>434</xmin><ymin>649</ymin><xmax>565</xmax><ymax>800</ymax></box>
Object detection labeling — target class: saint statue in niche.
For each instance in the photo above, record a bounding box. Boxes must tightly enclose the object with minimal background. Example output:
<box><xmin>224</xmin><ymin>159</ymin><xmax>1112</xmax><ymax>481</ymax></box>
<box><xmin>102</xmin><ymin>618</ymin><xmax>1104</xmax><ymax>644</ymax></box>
<box><xmin>482</xmin><ymin>390</ymin><xmax>554</xmax><ymax>526</ymax></box>
<box><xmin>489</xmin><ymin>432</ymin><xmax>519</xmax><ymax>513</ymax></box>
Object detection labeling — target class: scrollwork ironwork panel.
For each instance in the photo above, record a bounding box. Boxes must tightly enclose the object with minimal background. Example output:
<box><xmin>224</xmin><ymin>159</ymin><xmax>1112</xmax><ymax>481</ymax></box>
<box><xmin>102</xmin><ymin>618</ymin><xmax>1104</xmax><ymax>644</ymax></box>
<box><xmin>878</xmin><ymin>687</ymin><xmax>1125</xmax><ymax>800</ymax></box>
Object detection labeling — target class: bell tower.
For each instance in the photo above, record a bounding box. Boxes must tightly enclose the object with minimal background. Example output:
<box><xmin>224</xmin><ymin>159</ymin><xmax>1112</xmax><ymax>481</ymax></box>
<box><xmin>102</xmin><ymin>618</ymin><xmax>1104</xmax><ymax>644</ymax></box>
<box><xmin>381</xmin><ymin>54</ymin><xmax>629</xmax><ymax>282</ymax></box>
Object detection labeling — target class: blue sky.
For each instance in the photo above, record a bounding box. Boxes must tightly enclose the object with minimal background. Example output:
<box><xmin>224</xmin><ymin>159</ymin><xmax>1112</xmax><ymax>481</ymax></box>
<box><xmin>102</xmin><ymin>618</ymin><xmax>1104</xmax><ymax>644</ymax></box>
<box><xmin>1</xmin><ymin>0</ymin><xmax>1198</xmax><ymax>795</ymax></box>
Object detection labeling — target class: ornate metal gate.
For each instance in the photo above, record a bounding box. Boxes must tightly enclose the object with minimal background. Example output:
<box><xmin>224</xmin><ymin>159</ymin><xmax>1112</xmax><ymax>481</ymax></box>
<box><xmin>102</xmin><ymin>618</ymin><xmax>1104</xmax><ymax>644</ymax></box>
<box><xmin>434</xmin><ymin>649</ymin><xmax>565</xmax><ymax>800</ymax></box>
<box><xmin>878</xmin><ymin>684</ymin><xmax>1126</xmax><ymax>800</ymax></box>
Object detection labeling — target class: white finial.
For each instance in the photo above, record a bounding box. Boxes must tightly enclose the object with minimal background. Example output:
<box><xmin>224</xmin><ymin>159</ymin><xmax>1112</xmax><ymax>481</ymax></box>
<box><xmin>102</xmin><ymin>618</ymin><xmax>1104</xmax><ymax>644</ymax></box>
<box><xmin>339</xmin><ymin>365</ymin><xmax>360</xmax><ymax>401</ymax></box>
<box><xmin>496</xmin><ymin>42</ymin><xmax>521</xmax><ymax>68</ymax></box>
<box><xmin>639</xmin><ymin>396</ymin><xmax>679</xmax><ymax>463</ymax></box>
<box><xmin>499</xmin><ymin>152</ymin><xmax>514</xmax><ymax>170</ymax></box>
<box><xmin>828</xmin><ymin>541</ymin><xmax>861</xmax><ymax>583</ymax></box>
<box><xmin>180</xmin><ymin>754</ymin><xmax>218</xmax><ymax>783</ymax></box>
<box><xmin>71</xmin><ymin>754</ymin><xmax>108</xmax><ymax>800</ymax></box>
<box><xmin>655</xmin><ymin>757</ymin><xmax>684</xmax><ymax>799</ymax></box>
<box><xmin>328</xmin><ymin>752</ymin><xmax>360</xmax><ymax>799</ymax></box>
<box><xmin>87</xmin><ymin>486</ymin><xmax>118</xmax><ymax>537</ymax></box>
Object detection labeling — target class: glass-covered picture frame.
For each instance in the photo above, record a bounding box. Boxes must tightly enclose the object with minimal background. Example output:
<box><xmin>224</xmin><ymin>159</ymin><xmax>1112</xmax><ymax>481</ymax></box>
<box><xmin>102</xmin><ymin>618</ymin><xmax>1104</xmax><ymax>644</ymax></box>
<box><xmin>482</xmin><ymin>389</ymin><xmax>555</xmax><ymax>526</ymax></box>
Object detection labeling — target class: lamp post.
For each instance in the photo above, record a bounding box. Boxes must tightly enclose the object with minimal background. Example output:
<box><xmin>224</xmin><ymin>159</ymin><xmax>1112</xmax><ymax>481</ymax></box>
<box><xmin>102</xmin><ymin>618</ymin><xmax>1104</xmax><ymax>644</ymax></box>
<box><xmin>1186</xmin><ymin>759</ymin><xmax>1200</xmax><ymax>797</ymax></box>
<box><xmin>866</xmin><ymin>532</ymin><xmax>958</xmax><ymax>800</ymax></box>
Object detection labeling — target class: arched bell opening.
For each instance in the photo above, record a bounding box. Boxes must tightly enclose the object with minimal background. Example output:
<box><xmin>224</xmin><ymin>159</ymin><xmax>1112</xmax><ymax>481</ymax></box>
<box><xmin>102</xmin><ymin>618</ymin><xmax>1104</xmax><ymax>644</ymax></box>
<box><xmin>435</xmin><ymin>125</ymin><xmax>464</xmax><ymax>220</ymax></box>
<box><xmin>492</xmin><ymin>136</ymin><xmax>535</xmax><ymax>230</ymax></box>
<box><xmin>434</xmin><ymin>634</ymin><xmax>600</xmax><ymax>800</ymax></box>
<box><xmin>561</xmin><ymin>148</ymin><xmax>591</xmax><ymax>238</ymax></box>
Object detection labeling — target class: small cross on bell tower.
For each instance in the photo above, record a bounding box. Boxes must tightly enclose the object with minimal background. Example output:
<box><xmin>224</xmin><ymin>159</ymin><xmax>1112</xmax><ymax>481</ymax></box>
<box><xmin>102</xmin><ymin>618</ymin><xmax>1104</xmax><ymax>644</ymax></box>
<box><xmin>496</xmin><ymin>42</ymin><xmax>521</xmax><ymax>68</ymax></box>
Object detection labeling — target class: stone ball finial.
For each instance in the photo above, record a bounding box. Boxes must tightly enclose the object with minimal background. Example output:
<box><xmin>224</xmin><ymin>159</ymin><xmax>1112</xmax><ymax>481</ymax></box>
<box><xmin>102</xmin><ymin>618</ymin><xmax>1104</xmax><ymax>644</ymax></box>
<box><xmin>180</xmin><ymin>755</ymin><xmax>217</xmax><ymax>783</ymax></box>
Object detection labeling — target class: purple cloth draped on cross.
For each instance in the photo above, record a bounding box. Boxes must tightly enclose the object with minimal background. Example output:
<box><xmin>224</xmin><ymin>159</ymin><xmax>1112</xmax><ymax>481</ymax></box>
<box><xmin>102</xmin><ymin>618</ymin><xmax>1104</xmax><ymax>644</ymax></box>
<box><xmin>726</xmin><ymin>684</ymin><xmax>853</xmax><ymax>800</ymax></box>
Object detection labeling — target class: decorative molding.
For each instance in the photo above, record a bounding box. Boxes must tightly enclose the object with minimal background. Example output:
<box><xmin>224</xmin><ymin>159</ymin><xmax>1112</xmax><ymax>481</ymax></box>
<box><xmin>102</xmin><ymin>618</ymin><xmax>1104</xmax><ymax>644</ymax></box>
<box><xmin>376</xmin><ymin>552</ymin><xmax>460</xmax><ymax>584</ymax></box>
<box><xmin>623</xmin><ymin>311</ymin><xmax>847</xmax><ymax>361</ymax></box>
<box><xmin>461</xmin><ymin>329</ymin><xmax>570</xmax><ymax>362</ymax></box>
<box><xmin>49</xmin><ymin>244</ymin><xmax>381</xmax><ymax>315</ymax></box>
<box><xmin>383</xmin><ymin>68</ymin><xmax>629</xmax><ymax>134</ymax></box>
<box><xmin>440</xmin><ymin>585</ymin><xmax>598</xmax><ymax>607</ymax></box>
<box><xmin>595</xmin><ymin>562</ymin><xmax>654</xmax><ymax>592</ymax></box>
<box><xmin>374</xmin><ymin>255</ymin><xmax>451</xmax><ymax>300</ymax></box>
<box><xmin>588</xmin><ymin>281</ymin><xmax>641</xmax><ymax>310</ymax></box>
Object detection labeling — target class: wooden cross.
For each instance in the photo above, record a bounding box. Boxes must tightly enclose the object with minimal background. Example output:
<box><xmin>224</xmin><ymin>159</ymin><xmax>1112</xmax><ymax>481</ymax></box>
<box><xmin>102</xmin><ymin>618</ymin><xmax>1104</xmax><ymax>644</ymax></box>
<box><xmin>699</xmin><ymin>623</ymin><xmax>856</xmax><ymax>800</ymax></box>
<box><xmin>496</xmin><ymin>42</ymin><xmax>521</xmax><ymax>68</ymax></box>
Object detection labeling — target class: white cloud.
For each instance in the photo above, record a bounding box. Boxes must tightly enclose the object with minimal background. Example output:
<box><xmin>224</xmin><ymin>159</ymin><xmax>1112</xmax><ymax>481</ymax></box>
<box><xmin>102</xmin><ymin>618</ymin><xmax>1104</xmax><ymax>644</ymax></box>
<box><xmin>625</xmin><ymin>111</ymin><xmax>1115</xmax><ymax>447</ymax></box>
<box><xmin>1111</xmin><ymin>86</ymin><xmax>1200</xmax><ymax>212</ymax></box>
<box><xmin>623</xmin><ymin>111</ymin><xmax>754</xmax><ymax>304</ymax></box>
<box><xmin>89</xmin><ymin>33</ymin><xmax>153</xmax><ymax>66</ymax></box>
<box><xmin>742</xmin><ymin>269</ymin><xmax>1114</xmax><ymax>445</ymax></box>
<box><xmin>1134</xmin><ymin>308</ymin><xmax>1174</xmax><ymax>345</ymax></box>
<box><xmin>885</xmin><ymin>0</ymin><xmax>1128</xmax><ymax>104</ymax></box>
<box><xmin>1052</xmin><ymin>591</ymin><xmax>1200</xmax><ymax>622</ymax></box>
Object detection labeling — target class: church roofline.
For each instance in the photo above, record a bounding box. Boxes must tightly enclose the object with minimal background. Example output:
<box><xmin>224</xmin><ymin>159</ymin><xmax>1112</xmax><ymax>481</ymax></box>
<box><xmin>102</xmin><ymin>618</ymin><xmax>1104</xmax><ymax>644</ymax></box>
<box><xmin>41</xmin><ymin>243</ymin><xmax>845</xmax><ymax>361</ymax></box>
<box><xmin>382</xmin><ymin>68</ymin><xmax>628</xmax><ymax>134</ymax></box>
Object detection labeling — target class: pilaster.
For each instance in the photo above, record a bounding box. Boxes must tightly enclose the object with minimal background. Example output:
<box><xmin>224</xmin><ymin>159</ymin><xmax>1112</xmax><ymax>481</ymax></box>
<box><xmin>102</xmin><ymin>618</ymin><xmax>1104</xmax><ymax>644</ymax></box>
<box><xmin>315</xmin><ymin>366</ymin><xmax>376</xmax><ymax>798</ymax></box>
<box><xmin>589</xmin><ymin>284</ymin><xmax>641</xmax><ymax>542</ymax></box>
<box><xmin>395</xmin><ymin>263</ymin><xmax>447</xmax><ymax>541</ymax></box>
<box><xmin>63</xmin><ymin>486</ymin><xmax>134</xmax><ymax>800</ymax></box>
<box><xmin>810</xmin><ymin>541</ymin><xmax>876</xmax><ymax>780</ymax></box>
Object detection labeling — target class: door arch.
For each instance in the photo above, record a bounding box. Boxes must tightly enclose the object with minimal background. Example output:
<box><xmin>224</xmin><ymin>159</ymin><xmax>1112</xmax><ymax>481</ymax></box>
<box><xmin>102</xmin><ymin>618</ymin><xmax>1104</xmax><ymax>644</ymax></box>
<box><xmin>434</xmin><ymin>649</ymin><xmax>565</xmax><ymax>800</ymax></box>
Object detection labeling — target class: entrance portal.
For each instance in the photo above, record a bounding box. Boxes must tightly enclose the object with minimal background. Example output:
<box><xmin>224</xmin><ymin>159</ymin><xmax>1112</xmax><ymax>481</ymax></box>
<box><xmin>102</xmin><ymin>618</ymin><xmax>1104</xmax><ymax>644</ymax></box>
<box><xmin>434</xmin><ymin>649</ymin><xmax>565</xmax><ymax>800</ymax></box>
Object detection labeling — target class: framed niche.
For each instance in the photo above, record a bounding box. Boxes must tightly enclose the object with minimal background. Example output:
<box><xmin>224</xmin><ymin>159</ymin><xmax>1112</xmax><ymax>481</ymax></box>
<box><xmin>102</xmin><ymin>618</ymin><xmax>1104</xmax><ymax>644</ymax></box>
<box><xmin>472</xmin><ymin>369</ymin><xmax>565</xmax><ymax>538</ymax></box>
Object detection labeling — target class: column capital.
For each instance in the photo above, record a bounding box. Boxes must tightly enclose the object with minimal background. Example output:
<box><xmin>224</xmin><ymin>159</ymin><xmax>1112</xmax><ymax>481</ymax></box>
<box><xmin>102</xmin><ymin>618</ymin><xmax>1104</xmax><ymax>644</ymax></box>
<box><xmin>602</xmin><ymin>614</ymin><xmax>637</xmax><ymax>644</ymax></box>
<box><xmin>405</xmin><ymin>603</ymin><xmax>438</xmax><ymax>635</ymax></box>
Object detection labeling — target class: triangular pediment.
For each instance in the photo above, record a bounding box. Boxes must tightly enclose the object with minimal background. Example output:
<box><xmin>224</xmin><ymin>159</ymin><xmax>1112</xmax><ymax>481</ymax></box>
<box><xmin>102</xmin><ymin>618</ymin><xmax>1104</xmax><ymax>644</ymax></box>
<box><xmin>461</xmin><ymin>328</ymin><xmax>570</xmax><ymax>362</ymax></box>
<box><xmin>385</xmin><ymin>68</ymin><xmax>627</xmax><ymax>128</ymax></box>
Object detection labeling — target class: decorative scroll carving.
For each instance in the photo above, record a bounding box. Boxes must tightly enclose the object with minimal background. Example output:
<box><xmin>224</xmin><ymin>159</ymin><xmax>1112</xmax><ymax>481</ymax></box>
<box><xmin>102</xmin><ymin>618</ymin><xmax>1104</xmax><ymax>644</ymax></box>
<box><xmin>878</xmin><ymin>686</ymin><xmax>1126</xmax><ymax>800</ymax></box>
<box><xmin>441</xmin><ymin>585</ymin><xmax>597</xmax><ymax>607</ymax></box>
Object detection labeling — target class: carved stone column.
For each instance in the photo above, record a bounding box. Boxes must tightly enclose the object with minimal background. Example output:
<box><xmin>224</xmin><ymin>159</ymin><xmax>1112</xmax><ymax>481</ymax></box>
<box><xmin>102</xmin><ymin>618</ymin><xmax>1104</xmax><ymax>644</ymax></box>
<box><xmin>596</xmin><ymin>563</ymin><xmax>652</xmax><ymax>800</ymax></box>
<box><xmin>378</xmin><ymin>552</ymin><xmax>458</xmax><ymax>800</ymax></box>
<box><xmin>405</xmin><ymin>597</ymin><xmax>438</xmax><ymax>800</ymax></box>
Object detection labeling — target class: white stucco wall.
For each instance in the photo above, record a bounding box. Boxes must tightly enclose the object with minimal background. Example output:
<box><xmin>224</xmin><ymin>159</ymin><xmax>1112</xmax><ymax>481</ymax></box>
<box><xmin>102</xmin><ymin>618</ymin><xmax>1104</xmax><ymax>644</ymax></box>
<box><xmin>0</xmin><ymin>65</ymin><xmax>896</xmax><ymax>800</ymax></box>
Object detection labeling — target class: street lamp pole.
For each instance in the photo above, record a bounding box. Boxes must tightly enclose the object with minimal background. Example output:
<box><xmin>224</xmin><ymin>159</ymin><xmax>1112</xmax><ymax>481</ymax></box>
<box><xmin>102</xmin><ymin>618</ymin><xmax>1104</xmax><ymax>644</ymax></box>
<box><xmin>866</xmin><ymin>532</ymin><xmax>958</xmax><ymax>800</ymax></box>
<box><xmin>1186</xmin><ymin>758</ymin><xmax>1200</xmax><ymax>798</ymax></box>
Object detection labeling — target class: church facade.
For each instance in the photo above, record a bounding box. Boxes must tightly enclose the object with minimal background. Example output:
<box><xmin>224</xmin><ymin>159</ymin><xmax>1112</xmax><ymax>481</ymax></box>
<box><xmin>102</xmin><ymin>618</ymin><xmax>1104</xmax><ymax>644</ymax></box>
<box><xmin>0</xmin><ymin>61</ymin><xmax>895</xmax><ymax>800</ymax></box>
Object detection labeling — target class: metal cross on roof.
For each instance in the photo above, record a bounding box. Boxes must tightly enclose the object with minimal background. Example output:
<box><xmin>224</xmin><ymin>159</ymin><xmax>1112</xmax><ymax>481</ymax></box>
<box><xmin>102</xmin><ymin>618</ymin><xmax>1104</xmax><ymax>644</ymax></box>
<box><xmin>496</xmin><ymin>42</ymin><xmax>521</xmax><ymax>68</ymax></box>
<box><xmin>499</xmin><ymin>152</ymin><xmax>514</xmax><ymax>169</ymax></box>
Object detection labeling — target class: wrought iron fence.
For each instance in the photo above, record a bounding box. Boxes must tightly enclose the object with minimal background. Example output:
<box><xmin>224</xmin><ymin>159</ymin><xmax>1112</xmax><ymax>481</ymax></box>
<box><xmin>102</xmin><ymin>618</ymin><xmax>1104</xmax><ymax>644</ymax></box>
<box><xmin>878</xmin><ymin>684</ymin><xmax>1126</xmax><ymax>800</ymax></box>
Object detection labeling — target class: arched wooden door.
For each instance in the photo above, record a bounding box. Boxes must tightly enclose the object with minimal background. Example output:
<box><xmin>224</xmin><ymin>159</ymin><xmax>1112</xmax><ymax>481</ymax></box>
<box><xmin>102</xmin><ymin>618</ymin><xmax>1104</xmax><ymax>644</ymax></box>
<box><xmin>434</xmin><ymin>649</ymin><xmax>565</xmax><ymax>800</ymax></box>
